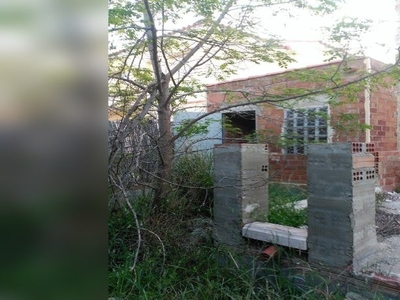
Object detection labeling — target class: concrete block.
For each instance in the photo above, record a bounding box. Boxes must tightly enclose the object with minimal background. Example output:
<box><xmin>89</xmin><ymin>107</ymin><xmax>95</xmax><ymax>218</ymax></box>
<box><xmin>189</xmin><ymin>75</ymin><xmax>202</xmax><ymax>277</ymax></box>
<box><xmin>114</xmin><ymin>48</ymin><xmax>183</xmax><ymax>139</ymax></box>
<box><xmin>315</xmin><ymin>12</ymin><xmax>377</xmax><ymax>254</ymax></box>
<box><xmin>308</xmin><ymin>237</ymin><xmax>353</xmax><ymax>267</ymax></box>
<box><xmin>213</xmin><ymin>144</ymin><xmax>269</xmax><ymax>247</ymax></box>
<box><xmin>307</xmin><ymin>143</ymin><xmax>378</xmax><ymax>271</ymax></box>
<box><xmin>242</xmin><ymin>222</ymin><xmax>307</xmax><ymax>250</ymax></box>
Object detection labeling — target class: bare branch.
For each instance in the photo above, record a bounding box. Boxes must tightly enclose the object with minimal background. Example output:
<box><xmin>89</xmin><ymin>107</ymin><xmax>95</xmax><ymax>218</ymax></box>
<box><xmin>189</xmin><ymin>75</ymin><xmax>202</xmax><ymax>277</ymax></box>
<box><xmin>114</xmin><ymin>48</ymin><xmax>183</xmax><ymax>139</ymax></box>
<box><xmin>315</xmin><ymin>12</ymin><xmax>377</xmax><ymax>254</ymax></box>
<box><xmin>109</xmin><ymin>174</ymin><xmax>142</xmax><ymax>272</ymax></box>
<box><xmin>169</xmin><ymin>0</ymin><xmax>235</xmax><ymax>78</ymax></box>
<box><xmin>143</xmin><ymin>0</ymin><xmax>164</xmax><ymax>94</ymax></box>
<box><xmin>172</xmin><ymin>58</ymin><xmax>400</xmax><ymax>142</ymax></box>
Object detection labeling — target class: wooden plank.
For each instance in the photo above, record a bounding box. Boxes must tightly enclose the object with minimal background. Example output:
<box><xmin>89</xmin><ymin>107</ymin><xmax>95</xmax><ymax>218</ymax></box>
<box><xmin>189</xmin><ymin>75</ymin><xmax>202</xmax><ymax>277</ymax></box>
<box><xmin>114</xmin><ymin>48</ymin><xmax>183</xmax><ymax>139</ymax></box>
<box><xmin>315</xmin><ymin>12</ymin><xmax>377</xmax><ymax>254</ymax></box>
<box><xmin>242</xmin><ymin>222</ymin><xmax>308</xmax><ymax>250</ymax></box>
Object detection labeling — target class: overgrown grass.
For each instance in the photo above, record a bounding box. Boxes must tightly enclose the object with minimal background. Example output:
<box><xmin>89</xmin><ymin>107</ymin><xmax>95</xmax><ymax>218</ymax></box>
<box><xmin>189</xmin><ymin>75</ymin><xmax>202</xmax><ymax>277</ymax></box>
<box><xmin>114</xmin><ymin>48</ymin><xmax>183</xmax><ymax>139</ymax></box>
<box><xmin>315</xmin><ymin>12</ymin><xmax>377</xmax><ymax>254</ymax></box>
<box><xmin>267</xmin><ymin>183</ymin><xmax>308</xmax><ymax>228</ymax></box>
<box><xmin>109</xmin><ymin>155</ymin><xmax>347</xmax><ymax>299</ymax></box>
<box><xmin>109</xmin><ymin>207</ymin><xmax>346</xmax><ymax>300</ymax></box>
<box><xmin>165</xmin><ymin>152</ymin><xmax>214</xmax><ymax>216</ymax></box>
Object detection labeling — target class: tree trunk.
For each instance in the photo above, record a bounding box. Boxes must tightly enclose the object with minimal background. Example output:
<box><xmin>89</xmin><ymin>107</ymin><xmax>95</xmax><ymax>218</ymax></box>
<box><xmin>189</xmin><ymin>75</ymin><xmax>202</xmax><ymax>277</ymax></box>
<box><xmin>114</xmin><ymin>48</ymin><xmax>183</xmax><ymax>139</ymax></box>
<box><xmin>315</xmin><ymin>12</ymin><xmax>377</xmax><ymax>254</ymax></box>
<box><xmin>153</xmin><ymin>78</ymin><xmax>173</xmax><ymax>210</ymax></box>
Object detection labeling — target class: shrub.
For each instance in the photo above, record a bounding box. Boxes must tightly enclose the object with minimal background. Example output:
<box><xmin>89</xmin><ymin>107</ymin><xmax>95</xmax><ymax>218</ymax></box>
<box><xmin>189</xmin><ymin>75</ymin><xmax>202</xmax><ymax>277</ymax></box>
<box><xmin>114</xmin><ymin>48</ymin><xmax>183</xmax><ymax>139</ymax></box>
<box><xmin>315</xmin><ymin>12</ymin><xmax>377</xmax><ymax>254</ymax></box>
<box><xmin>168</xmin><ymin>152</ymin><xmax>214</xmax><ymax>216</ymax></box>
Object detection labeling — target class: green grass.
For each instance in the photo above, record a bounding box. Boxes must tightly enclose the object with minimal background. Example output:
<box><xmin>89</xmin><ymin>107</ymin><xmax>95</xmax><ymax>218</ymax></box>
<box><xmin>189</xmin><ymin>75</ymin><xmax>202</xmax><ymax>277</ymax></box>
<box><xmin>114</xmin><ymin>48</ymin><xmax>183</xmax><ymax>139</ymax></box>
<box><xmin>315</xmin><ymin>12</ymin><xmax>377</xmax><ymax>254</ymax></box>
<box><xmin>267</xmin><ymin>183</ymin><xmax>308</xmax><ymax>228</ymax></box>
<box><xmin>109</xmin><ymin>207</ymin><xmax>347</xmax><ymax>300</ymax></box>
<box><xmin>108</xmin><ymin>207</ymin><xmax>278</xmax><ymax>299</ymax></box>
<box><xmin>108</xmin><ymin>155</ymin><xmax>347</xmax><ymax>299</ymax></box>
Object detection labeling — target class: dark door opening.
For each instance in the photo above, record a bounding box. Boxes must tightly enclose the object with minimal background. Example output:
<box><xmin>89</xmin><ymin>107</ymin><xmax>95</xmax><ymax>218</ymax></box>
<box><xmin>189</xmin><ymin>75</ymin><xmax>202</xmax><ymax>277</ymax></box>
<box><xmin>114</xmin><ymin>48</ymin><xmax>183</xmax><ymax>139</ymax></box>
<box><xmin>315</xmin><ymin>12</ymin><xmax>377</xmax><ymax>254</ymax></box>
<box><xmin>222</xmin><ymin>111</ymin><xmax>256</xmax><ymax>143</ymax></box>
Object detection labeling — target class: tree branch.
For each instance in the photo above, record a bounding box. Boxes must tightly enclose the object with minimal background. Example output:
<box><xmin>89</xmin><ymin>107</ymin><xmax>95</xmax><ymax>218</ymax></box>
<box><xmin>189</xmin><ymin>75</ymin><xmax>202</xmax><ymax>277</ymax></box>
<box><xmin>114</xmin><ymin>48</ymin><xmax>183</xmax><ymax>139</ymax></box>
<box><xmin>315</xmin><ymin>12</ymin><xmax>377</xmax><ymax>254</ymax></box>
<box><xmin>172</xmin><ymin>56</ymin><xmax>400</xmax><ymax>142</ymax></box>
<box><xmin>143</xmin><ymin>0</ymin><xmax>164</xmax><ymax>95</ymax></box>
<box><xmin>169</xmin><ymin>0</ymin><xmax>235</xmax><ymax>78</ymax></box>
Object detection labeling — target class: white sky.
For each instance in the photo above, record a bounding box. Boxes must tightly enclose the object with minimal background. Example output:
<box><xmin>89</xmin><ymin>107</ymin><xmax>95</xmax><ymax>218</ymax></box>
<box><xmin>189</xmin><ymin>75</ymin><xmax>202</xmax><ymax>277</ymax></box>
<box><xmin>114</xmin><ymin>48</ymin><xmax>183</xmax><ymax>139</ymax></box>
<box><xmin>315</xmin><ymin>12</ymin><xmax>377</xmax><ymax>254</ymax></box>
<box><xmin>342</xmin><ymin>0</ymin><xmax>398</xmax><ymax>61</ymax></box>
<box><xmin>268</xmin><ymin>0</ymin><xmax>399</xmax><ymax>63</ymax></box>
<box><xmin>219</xmin><ymin>0</ymin><xmax>400</xmax><ymax>81</ymax></box>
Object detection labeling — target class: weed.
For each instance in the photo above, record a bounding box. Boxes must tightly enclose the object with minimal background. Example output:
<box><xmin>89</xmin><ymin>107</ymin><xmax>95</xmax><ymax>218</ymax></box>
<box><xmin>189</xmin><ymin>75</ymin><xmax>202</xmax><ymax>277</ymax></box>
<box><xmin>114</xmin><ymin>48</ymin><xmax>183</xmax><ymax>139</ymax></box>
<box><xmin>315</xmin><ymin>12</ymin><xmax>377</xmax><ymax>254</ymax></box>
<box><xmin>109</xmin><ymin>162</ymin><xmax>355</xmax><ymax>299</ymax></box>
<box><xmin>267</xmin><ymin>183</ymin><xmax>308</xmax><ymax>227</ymax></box>
<box><xmin>375</xmin><ymin>191</ymin><xmax>385</xmax><ymax>209</ymax></box>
<box><xmin>167</xmin><ymin>152</ymin><xmax>214</xmax><ymax>217</ymax></box>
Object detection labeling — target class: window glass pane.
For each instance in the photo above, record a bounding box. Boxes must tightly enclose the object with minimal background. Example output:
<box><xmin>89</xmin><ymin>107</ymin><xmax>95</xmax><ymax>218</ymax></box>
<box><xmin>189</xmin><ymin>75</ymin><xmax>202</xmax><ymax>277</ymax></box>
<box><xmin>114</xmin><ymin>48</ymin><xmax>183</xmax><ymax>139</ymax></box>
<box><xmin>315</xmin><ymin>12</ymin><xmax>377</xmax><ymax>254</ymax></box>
<box><xmin>319</xmin><ymin>117</ymin><xmax>327</xmax><ymax>126</ymax></box>
<box><xmin>308</xmin><ymin>108</ymin><xmax>317</xmax><ymax>126</ymax></box>
<box><xmin>319</xmin><ymin>127</ymin><xmax>327</xmax><ymax>135</ymax></box>
<box><xmin>297</xmin><ymin>117</ymin><xmax>304</xmax><ymax>127</ymax></box>
<box><xmin>318</xmin><ymin>107</ymin><xmax>328</xmax><ymax>125</ymax></box>
<box><xmin>283</xmin><ymin>106</ymin><xmax>328</xmax><ymax>154</ymax></box>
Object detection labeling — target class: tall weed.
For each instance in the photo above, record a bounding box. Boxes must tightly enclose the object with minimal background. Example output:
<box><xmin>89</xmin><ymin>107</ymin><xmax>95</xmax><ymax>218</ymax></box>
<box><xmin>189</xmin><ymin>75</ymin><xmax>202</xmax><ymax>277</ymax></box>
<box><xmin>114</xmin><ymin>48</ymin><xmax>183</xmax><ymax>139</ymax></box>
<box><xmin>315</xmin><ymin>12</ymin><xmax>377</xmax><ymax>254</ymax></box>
<box><xmin>168</xmin><ymin>152</ymin><xmax>214</xmax><ymax>216</ymax></box>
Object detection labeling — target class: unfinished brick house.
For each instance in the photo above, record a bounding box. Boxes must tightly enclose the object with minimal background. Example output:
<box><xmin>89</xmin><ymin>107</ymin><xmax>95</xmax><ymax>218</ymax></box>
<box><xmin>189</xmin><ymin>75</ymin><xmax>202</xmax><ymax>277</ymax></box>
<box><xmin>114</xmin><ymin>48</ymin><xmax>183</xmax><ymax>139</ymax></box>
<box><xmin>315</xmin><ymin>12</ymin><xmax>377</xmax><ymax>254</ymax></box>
<box><xmin>207</xmin><ymin>57</ymin><xmax>400</xmax><ymax>191</ymax></box>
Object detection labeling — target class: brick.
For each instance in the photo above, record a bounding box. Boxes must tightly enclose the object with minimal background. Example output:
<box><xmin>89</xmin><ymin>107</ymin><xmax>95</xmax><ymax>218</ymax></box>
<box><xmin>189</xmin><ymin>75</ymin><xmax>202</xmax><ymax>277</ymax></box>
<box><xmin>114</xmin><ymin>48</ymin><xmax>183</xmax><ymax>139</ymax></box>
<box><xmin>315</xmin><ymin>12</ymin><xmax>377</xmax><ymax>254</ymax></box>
<box><xmin>352</xmin><ymin>155</ymin><xmax>375</xmax><ymax>169</ymax></box>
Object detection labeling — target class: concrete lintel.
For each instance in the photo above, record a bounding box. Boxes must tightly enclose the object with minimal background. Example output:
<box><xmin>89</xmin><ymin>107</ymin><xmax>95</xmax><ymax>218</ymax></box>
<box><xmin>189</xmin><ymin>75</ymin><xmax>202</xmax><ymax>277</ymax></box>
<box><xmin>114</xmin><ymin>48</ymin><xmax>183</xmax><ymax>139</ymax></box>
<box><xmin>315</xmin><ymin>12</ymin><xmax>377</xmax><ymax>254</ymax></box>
<box><xmin>242</xmin><ymin>222</ymin><xmax>307</xmax><ymax>250</ymax></box>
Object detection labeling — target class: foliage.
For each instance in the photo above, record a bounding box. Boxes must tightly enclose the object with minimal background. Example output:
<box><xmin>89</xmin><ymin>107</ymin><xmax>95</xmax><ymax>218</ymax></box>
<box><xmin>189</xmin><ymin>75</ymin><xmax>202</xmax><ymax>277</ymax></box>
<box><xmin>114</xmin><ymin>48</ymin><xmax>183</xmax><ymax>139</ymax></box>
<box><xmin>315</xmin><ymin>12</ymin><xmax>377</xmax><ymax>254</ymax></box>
<box><xmin>108</xmin><ymin>0</ymin><xmax>400</xmax><ymax>207</ymax></box>
<box><xmin>109</xmin><ymin>202</ymin><xmax>344</xmax><ymax>300</ymax></box>
<box><xmin>174</xmin><ymin>118</ymin><xmax>216</xmax><ymax>138</ymax></box>
<box><xmin>332</xmin><ymin>112</ymin><xmax>372</xmax><ymax>140</ymax></box>
<box><xmin>267</xmin><ymin>183</ymin><xmax>308</xmax><ymax>227</ymax></box>
<box><xmin>375</xmin><ymin>191</ymin><xmax>386</xmax><ymax>210</ymax></box>
<box><xmin>168</xmin><ymin>152</ymin><xmax>214</xmax><ymax>216</ymax></box>
<box><xmin>244</xmin><ymin>129</ymin><xmax>279</xmax><ymax>145</ymax></box>
<box><xmin>108</xmin><ymin>2</ymin><xmax>400</xmax><ymax>298</ymax></box>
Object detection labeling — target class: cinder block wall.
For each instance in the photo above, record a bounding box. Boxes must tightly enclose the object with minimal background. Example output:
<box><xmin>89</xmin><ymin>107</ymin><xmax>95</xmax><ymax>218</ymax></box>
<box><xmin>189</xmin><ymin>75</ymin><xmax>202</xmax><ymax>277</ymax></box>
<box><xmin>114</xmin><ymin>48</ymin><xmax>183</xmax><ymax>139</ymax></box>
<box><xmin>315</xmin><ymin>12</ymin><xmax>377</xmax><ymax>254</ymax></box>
<box><xmin>213</xmin><ymin>144</ymin><xmax>269</xmax><ymax>247</ymax></box>
<box><xmin>307</xmin><ymin>143</ymin><xmax>377</xmax><ymax>272</ymax></box>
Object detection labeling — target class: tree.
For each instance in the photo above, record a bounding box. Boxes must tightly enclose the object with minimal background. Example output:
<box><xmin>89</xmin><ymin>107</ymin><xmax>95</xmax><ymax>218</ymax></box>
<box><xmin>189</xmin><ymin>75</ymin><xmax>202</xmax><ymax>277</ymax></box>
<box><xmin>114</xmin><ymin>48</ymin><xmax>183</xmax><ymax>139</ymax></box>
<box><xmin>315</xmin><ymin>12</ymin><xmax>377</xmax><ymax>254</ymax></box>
<box><xmin>108</xmin><ymin>0</ymin><xmax>400</xmax><ymax>210</ymax></box>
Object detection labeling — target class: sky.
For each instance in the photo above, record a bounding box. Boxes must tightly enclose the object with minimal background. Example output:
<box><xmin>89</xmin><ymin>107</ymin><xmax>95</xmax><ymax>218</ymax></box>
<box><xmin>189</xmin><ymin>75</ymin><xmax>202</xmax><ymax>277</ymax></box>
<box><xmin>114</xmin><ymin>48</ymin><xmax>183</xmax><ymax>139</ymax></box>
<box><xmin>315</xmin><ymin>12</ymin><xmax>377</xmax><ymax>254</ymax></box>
<box><xmin>344</xmin><ymin>0</ymin><xmax>398</xmax><ymax>62</ymax></box>
<box><xmin>270</xmin><ymin>0</ymin><xmax>399</xmax><ymax>63</ymax></box>
<box><xmin>219</xmin><ymin>0</ymin><xmax>400</xmax><ymax>81</ymax></box>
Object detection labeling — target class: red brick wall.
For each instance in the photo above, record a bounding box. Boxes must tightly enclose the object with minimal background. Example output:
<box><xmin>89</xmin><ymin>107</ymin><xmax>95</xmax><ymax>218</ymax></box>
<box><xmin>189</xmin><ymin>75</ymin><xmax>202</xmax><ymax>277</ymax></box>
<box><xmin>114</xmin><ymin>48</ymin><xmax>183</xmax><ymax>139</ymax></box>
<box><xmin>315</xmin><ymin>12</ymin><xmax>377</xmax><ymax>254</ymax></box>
<box><xmin>269</xmin><ymin>153</ymin><xmax>307</xmax><ymax>184</ymax></box>
<box><xmin>370</xmin><ymin>86</ymin><xmax>398</xmax><ymax>151</ymax></box>
<box><xmin>375</xmin><ymin>151</ymin><xmax>400</xmax><ymax>191</ymax></box>
<box><xmin>207</xmin><ymin>58</ymin><xmax>399</xmax><ymax>189</ymax></box>
<box><xmin>330</xmin><ymin>96</ymin><xmax>367</xmax><ymax>143</ymax></box>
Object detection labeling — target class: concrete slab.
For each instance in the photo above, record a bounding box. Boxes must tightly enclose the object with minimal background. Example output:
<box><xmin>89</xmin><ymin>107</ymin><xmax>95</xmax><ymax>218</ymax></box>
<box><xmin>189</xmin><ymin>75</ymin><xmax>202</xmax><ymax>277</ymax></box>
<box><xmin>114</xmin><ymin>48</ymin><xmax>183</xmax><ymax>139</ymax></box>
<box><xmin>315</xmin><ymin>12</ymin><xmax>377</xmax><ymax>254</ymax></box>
<box><xmin>242</xmin><ymin>222</ymin><xmax>308</xmax><ymax>250</ymax></box>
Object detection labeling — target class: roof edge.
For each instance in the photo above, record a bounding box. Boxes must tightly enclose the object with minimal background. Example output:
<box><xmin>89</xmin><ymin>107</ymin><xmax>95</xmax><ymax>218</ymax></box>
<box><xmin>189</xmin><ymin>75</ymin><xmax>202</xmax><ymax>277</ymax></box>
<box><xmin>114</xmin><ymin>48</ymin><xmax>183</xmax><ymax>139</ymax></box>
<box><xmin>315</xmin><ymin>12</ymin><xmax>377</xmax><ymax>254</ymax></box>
<box><xmin>206</xmin><ymin>56</ymin><xmax>382</xmax><ymax>88</ymax></box>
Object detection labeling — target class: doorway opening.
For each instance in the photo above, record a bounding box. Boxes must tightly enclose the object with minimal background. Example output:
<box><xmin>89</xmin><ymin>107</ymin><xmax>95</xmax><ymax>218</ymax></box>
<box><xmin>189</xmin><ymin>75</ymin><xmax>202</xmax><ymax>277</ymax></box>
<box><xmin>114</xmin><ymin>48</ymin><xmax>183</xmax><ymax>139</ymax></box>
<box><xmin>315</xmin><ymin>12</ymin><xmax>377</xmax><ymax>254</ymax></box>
<box><xmin>222</xmin><ymin>111</ymin><xmax>256</xmax><ymax>143</ymax></box>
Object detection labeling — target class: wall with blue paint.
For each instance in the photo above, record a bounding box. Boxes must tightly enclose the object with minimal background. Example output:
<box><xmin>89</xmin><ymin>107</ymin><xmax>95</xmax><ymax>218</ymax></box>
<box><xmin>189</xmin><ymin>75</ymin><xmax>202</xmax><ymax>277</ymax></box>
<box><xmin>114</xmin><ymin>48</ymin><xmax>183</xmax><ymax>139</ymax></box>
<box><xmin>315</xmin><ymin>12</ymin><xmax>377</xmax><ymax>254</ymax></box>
<box><xmin>173</xmin><ymin>110</ymin><xmax>222</xmax><ymax>153</ymax></box>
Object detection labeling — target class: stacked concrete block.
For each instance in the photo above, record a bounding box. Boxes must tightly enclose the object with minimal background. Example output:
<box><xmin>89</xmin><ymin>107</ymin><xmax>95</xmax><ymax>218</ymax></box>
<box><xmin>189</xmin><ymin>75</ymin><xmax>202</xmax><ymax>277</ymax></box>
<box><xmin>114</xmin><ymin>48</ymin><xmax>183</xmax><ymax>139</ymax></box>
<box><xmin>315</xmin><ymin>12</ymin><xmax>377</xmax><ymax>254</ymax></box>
<box><xmin>307</xmin><ymin>142</ymin><xmax>377</xmax><ymax>272</ymax></box>
<box><xmin>213</xmin><ymin>144</ymin><xmax>269</xmax><ymax>247</ymax></box>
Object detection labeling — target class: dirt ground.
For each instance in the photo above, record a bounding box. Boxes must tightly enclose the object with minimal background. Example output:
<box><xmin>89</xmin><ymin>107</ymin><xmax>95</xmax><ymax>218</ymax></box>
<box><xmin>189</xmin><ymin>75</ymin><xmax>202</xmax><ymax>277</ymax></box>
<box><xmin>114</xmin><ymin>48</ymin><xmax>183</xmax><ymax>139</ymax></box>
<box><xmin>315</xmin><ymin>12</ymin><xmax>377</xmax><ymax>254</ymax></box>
<box><xmin>362</xmin><ymin>191</ymin><xmax>400</xmax><ymax>279</ymax></box>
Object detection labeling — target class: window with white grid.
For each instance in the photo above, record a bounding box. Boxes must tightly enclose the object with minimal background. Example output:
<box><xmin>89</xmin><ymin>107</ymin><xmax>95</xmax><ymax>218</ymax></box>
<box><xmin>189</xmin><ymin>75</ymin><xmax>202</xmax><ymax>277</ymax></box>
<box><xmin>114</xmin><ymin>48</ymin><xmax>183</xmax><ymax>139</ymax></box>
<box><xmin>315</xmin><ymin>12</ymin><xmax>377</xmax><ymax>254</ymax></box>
<box><xmin>283</xmin><ymin>106</ymin><xmax>328</xmax><ymax>154</ymax></box>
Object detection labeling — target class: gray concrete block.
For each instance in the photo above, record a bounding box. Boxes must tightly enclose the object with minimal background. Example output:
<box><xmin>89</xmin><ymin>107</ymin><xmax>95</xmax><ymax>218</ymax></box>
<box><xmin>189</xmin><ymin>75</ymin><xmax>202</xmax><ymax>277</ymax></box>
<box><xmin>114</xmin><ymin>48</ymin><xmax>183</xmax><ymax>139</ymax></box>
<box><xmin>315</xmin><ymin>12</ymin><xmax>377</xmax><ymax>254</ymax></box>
<box><xmin>307</xmin><ymin>143</ymin><xmax>378</xmax><ymax>271</ymax></box>
<box><xmin>213</xmin><ymin>144</ymin><xmax>269</xmax><ymax>246</ymax></box>
<box><xmin>308</xmin><ymin>237</ymin><xmax>353</xmax><ymax>267</ymax></box>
